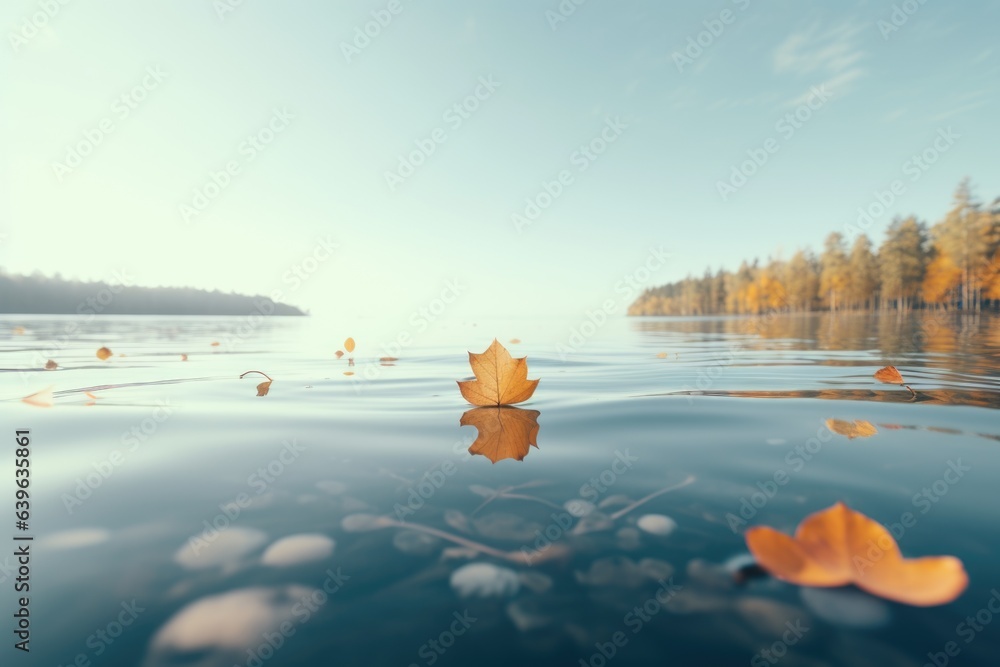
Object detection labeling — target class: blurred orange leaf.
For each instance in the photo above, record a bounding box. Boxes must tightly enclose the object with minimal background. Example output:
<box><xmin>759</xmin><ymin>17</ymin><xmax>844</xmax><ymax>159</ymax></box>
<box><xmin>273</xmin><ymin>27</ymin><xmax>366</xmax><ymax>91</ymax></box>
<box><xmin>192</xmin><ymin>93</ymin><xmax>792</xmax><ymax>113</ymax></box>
<box><xmin>458</xmin><ymin>339</ymin><xmax>538</xmax><ymax>406</ymax></box>
<box><xmin>335</xmin><ymin>350</ymin><xmax>344</xmax><ymax>359</ymax></box>
<box><xmin>380</xmin><ymin>356</ymin><xmax>398</xmax><ymax>362</ymax></box>
<box><xmin>180</xmin><ymin>354</ymin><xmax>188</xmax><ymax>361</ymax></box>
<box><xmin>826</xmin><ymin>419</ymin><xmax>879</xmax><ymax>439</ymax></box>
<box><xmin>461</xmin><ymin>407</ymin><xmax>540</xmax><ymax>463</ymax></box>
<box><xmin>345</xmin><ymin>337</ymin><xmax>356</xmax><ymax>353</ymax></box>
<box><xmin>240</xmin><ymin>370</ymin><xmax>272</xmax><ymax>396</ymax></box>
<box><xmin>22</xmin><ymin>386</ymin><xmax>54</xmax><ymax>408</ymax></box>
<box><xmin>45</xmin><ymin>360</ymin><xmax>57</xmax><ymax>370</ymax></box>
<box><xmin>745</xmin><ymin>502</ymin><xmax>968</xmax><ymax>606</ymax></box>
<box><xmin>96</xmin><ymin>347</ymin><xmax>112</xmax><ymax>360</ymax></box>
<box><xmin>509</xmin><ymin>338</ymin><xmax>521</xmax><ymax>344</ymax></box>
<box><xmin>874</xmin><ymin>366</ymin><xmax>904</xmax><ymax>384</ymax></box>
<box><xmin>12</xmin><ymin>326</ymin><xmax>25</xmax><ymax>335</ymax></box>
<box><xmin>211</xmin><ymin>341</ymin><xmax>220</xmax><ymax>347</ymax></box>
<box><xmin>656</xmin><ymin>352</ymin><xmax>668</xmax><ymax>359</ymax></box>
<box><xmin>343</xmin><ymin>371</ymin><xmax>354</xmax><ymax>376</ymax></box>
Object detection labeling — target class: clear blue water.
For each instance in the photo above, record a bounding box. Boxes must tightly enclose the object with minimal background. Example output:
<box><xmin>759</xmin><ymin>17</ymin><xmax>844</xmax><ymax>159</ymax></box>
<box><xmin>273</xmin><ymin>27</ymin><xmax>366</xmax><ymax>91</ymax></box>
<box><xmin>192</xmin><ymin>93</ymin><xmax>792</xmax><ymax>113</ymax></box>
<box><xmin>2</xmin><ymin>312</ymin><xmax>1000</xmax><ymax>666</ymax></box>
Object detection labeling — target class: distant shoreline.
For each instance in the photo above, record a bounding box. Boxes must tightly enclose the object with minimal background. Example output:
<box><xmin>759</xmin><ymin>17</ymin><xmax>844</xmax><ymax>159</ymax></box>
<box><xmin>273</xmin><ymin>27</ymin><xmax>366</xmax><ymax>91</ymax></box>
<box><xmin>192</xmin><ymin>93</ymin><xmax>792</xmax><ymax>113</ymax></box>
<box><xmin>0</xmin><ymin>272</ymin><xmax>306</xmax><ymax>316</ymax></box>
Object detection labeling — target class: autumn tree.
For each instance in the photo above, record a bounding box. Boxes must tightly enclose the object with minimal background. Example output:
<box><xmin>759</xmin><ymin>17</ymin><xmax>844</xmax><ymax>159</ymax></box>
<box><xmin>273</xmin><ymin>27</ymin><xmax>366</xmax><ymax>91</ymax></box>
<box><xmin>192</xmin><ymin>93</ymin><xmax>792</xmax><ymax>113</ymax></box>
<box><xmin>819</xmin><ymin>233</ymin><xmax>850</xmax><ymax>311</ymax></box>
<box><xmin>847</xmin><ymin>235</ymin><xmax>879</xmax><ymax>310</ymax></box>
<box><xmin>784</xmin><ymin>249</ymin><xmax>818</xmax><ymax>312</ymax></box>
<box><xmin>878</xmin><ymin>216</ymin><xmax>928</xmax><ymax>310</ymax></box>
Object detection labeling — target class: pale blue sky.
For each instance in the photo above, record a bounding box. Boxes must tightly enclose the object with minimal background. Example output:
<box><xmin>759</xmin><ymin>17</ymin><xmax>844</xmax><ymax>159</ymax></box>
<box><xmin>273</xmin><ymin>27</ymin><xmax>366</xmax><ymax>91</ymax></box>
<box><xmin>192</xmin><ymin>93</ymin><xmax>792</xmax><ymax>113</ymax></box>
<box><xmin>1</xmin><ymin>0</ymin><xmax>998</xmax><ymax>322</ymax></box>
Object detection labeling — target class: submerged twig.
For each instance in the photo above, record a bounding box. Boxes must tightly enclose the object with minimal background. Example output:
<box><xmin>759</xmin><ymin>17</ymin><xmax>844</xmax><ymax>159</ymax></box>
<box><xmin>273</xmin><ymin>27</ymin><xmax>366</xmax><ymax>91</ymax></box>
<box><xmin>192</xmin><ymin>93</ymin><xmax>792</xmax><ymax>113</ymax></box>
<box><xmin>609</xmin><ymin>474</ymin><xmax>696</xmax><ymax>521</ymax></box>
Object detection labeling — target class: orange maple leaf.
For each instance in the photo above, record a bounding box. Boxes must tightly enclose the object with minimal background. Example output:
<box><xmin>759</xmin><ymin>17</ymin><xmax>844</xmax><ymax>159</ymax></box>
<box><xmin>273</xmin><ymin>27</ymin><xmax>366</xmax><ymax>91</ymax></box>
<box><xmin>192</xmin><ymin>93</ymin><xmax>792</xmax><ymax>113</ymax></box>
<box><xmin>745</xmin><ymin>502</ymin><xmax>967</xmax><ymax>606</ymax></box>
<box><xmin>874</xmin><ymin>366</ymin><xmax>904</xmax><ymax>384</ymax></box>
<box><xmin>457</xmin><ymin>339</ymin><xmax>538</xmax><ymax>406</ymax></box>
<box><xmin>461</xmin><ymin>407</ymin><xmax>540</xmax><ymax>463</ymax></box>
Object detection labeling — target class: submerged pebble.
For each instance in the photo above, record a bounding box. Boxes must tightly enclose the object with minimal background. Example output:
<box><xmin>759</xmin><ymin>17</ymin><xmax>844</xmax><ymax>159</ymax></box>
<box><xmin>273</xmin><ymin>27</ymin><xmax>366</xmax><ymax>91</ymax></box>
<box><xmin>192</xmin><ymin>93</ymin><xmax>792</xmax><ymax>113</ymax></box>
<box><xmin>564</xmin><ymin>499</ymin><xmax>596</xmax><ymax>517</ymax></box>
<box><xmin>174</xmin><ymin>527</ymin><xmax>267</xmax><ymax>570</ymax></box>
<box><xmin>637</xmin><ymin>514</ymin><xmax>677</xmax><ymax>536</ymax></box>
<box><xmin>450</xmin><ymin>563</ymin><xmax>521</xmax><ymax>598</ymax></box>
<box><xmin>392</xmin><ymin>530</ymin><xmax>440</xmax><ymax>556</ymax></box>
<box><xmin>261</xmin><ymin>534</ymin><xmax>334</xmax><ymax>567</ymax></box>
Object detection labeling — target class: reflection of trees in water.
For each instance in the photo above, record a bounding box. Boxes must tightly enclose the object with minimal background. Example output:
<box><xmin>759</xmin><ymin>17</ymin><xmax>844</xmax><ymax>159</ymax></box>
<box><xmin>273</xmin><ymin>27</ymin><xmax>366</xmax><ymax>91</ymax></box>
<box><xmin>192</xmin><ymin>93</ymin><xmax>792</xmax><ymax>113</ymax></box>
<box><xmin>632</xmin><ymin>312</ymin><xmax>1000</xmax><ymax>378</ymax></box>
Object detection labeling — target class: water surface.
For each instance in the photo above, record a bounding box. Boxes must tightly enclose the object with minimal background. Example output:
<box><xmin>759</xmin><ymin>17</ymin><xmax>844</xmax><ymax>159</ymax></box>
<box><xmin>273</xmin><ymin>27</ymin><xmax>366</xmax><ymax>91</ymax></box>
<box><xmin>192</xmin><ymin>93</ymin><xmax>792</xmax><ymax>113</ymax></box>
<box><xmin>3</xmin><ymin>312</ymin><xmax>1000</xmax><ymax>666</ymax></box>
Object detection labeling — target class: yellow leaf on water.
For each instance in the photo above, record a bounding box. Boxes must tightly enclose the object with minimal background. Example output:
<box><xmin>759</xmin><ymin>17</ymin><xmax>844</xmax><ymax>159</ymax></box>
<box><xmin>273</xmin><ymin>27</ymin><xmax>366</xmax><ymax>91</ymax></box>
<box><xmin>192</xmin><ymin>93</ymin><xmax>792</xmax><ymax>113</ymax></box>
<box><xmin>345</xmin><ymin>337</ymin><xmax>356</xmax><ymax>353</ymax></box>
<box><xmin>461</xmin><ymin>406</ymin><xmax>540</xmax><ymax>463</ymax></box>
<box><xmin>344</xmin><ymin>371</ymin><xmax>354</xmax><ymax>376</ymax></box>
<box><xmin>379</xmin><ymin>356</ymin><xmax>398</xmax><ymax>362</ymax></box>
<box><xmin>826</xmin><ymin>419</ymin><xmax>879</xmax><ymax>439</ymax></box>
<box><xmin>45</xmin><ymin>360</ymin><xmax>58</xmax><ymax>370</ymax></box>
<box><xmin>457</xmin><ymin>339</ymin><xmax>539</xmax><ymax>407</ymax></box>
<box><xmin>22</xmin><ymin>386</ymin><xmax>54</xmax><ymax>408</ymax></box>
<box><xmin>12</xmin><ymin>326</ymin><xmax>25</xmax><ymax>335</ymax></box>
<box><xmin>96</xmin><ymin>347</ymin><xmax>112</xmax><ymax>360</ymax></box>
<box><xmin>335</xmin><ymin>350</ymin><xmax>344</xmax><ymax>359</ymax></box>
<box><xmin>180</xmin><ymin>354</ymin><xmax>188</xmax><ymax>361</ymax></box>
<box><xmin>745</xmin><ymin>502</ymin><xmax>968</xmax><ymax>606</ymax></box>
<box><xmin>656</xmin><ymin>352</ymin><xmax>668</xmax><ymax>359</ymax></box>
<box><xmin>256</xmin><ymin>381</ymin><xmax>271</xmax><ymax>396</ymax></box>
<box><xmin>85</xmin><ymin>392</ymin><xmax>98</xmax><ymax>399</ymax></box>
<box><xmin>509</xmin><ymin>338</ymin><xmax>521</xmax><ymax>344</ymax></box>
<box><xmin>211</xmin><ymin>341</ymin><xmax>220</xmax><ymax>347</ymax></box>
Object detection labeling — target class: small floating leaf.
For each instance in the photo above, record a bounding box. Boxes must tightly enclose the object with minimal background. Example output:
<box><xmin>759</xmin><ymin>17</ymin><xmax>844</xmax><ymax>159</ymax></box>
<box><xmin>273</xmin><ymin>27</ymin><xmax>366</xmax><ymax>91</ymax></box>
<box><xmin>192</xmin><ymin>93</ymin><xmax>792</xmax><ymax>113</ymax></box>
<box><xmin>458</xmin><ymin>339</ymin><xmax>539</xmax><ymax>406</ymax></box>
<box><xmin>344</xmin><ymin>337</ymin><xmax>356</xmax><ymax>353</ymax></box>
<box><xmin>874</xmin><ymin>366</ymin><xmax>904</xmax><ymax>385</ymax></box>
<box><xmin>335</xmin><ymin>350</ymin><xmax>344</xmax><ymax>359</ymax></box>
<box><xmin>45</xmin><ymin>360</ymin><xmax>57</xmax><ymax>370</ymax></box>
<box><xmin>96</xmin><ymin>347</ymin><xmax>112</xmax><ymax>360</ymax></box>
<box><xmin>22</xmin><ymin>386</ymin><xmax>54</xmax><ymax>408</ymax></box>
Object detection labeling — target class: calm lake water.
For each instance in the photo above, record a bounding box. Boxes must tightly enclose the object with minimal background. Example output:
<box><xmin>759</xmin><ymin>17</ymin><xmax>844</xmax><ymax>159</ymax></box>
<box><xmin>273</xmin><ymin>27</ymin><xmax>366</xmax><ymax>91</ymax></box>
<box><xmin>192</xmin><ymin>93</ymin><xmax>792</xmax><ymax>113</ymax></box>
<box><xmin>3</xmin><ymin>312</ymin><xmax>1000</xmax><ymax>667</ymax></box>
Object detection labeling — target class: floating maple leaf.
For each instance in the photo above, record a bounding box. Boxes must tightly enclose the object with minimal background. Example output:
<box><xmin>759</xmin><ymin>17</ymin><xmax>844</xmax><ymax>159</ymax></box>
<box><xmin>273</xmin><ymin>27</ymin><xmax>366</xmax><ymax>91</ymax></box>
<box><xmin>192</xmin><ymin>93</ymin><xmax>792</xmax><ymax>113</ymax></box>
<box><xmin>826</xmin><ymin>418</ymin><xmax>879</xmax><ymax>440</ymax></box>
<box><xmin>461</xmin><ymin>407</ymin><xmax>540</xmax><ymax>463</ymax></box>
<box><xmin>745</xmin><ymin>502</ymin><xmax>967</xmax><ymax>606</ymax></box>
<box><xmin>458</xmin><ymin>339</ymin><xmax>538</xmax><ymax>406</ymax></box>
<box><xmin>96</xmin><ymin>346</ymin><xmax>112</xmax><ymax>360</ymax></box>
<box><xmin>45</xmin><ymin>360</ymin><xmax>57</xmax><ymax>370</ymax></box>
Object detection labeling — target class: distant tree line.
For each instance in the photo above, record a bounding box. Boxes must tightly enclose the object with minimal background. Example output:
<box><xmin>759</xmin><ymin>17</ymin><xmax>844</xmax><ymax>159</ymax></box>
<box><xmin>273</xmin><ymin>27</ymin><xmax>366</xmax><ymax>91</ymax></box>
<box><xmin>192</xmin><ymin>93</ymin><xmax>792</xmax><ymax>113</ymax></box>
<box><xmin>630</xmin><ymin>180</ymin><xmax>1000</xmax><ymax>316</ymax></box>
<box><xmin>0</xmin><ymin>271</ymin><xmax>306</xmax><ymax>316</ymax></box>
